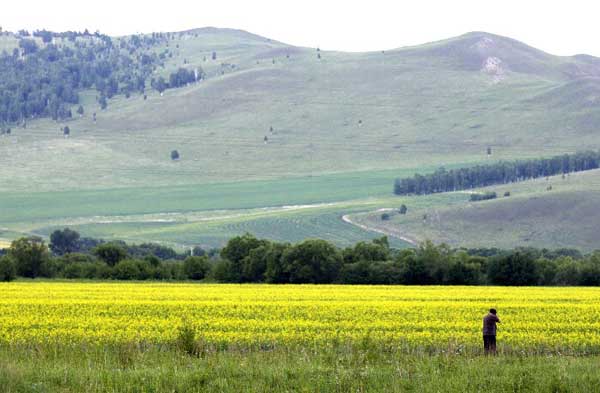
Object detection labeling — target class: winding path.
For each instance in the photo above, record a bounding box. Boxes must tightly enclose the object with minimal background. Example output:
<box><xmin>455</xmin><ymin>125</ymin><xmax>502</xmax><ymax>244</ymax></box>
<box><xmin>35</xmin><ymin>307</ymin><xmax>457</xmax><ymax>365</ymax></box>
<box><xmin>341</xmin><ymin>211</ymin><xmax>418</xmax><ymax>246</ymax></box>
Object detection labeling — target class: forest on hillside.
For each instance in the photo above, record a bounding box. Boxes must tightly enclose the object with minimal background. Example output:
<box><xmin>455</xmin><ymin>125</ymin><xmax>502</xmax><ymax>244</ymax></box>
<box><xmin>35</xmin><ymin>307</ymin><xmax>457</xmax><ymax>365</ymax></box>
<box><xmin>0</xmin><ymin>29</ymin><xmax>200</xmax><ymax>129</ymax></box>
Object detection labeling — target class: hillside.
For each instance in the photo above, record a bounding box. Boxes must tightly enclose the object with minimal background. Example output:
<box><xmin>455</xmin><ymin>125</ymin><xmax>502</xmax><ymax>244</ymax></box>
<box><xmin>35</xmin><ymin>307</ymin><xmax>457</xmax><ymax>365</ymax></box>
<box><xmin>2</xmin><ymin>30</ymin><xmax>600</xmax><ymax>192</ymax></box>
<box><xmin>2</xmin><ymin>28</ymin><xmax>600</xmax><ymax>248</ymax></box>
<box><xmin>348</xmin><ymin>169</ymin><xmax>600</xmax><ymax>251</ymax></box>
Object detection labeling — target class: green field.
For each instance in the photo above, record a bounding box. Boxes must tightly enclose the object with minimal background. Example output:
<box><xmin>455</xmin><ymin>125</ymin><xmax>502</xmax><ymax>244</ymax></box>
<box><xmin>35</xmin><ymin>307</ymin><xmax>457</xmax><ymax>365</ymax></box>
<box><xmin>2</xmin><ymin>29</ymin><xmax>600</xmax><ymax>248</ymax></box>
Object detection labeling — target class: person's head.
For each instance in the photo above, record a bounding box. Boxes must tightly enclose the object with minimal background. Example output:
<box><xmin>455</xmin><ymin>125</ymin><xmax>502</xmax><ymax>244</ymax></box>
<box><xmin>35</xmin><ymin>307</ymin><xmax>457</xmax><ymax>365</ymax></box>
<box><xmin>489</xmin><ymin>308</ymin><xmax>497</xmax><ymax>315</ymax></box>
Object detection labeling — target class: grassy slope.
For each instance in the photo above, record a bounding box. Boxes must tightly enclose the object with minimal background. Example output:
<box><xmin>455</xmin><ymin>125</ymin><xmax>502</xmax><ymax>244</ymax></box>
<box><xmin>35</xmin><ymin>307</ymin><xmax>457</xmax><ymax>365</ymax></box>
<box><xmin>3</xmin><ymin>30</ymin><xmax>600</xmax><ymax>193</ymax></box>
<box><xmin>2</xmin><ymin>30</ymin><xmax>600</xmax><ymax>247</ymax></box>
<box><xmin>350</xmin><ymin>169</ymin><xmax>600</xmax><ymax>251</ymax></box>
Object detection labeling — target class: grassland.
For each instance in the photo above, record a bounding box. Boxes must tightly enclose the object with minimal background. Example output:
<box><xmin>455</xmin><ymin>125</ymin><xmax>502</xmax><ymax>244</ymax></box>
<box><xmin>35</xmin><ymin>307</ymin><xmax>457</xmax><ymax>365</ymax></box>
<box><xmin>2</xmin><ymin>345</ymin><xmax>599</xmax><ymax>393</ymax></box>
<box><xmin>349</xmin><ymin>169</ymin><xmax>600</xmax><ymax>251</ymax></box>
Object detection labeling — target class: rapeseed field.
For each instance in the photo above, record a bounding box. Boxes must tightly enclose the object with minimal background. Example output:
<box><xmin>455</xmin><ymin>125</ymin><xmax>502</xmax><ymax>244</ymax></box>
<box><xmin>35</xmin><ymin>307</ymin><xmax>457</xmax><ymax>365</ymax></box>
<box><xmin>1</xmin><ymin>283</ymin><xmax>598</xmax><ymax>353</ymax></box>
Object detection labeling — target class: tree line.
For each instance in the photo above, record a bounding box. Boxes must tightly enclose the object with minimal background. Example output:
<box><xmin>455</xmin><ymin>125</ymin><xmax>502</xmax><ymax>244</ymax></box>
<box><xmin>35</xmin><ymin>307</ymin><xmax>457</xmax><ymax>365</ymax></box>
<box><xmin>0</xmin><ymin>29</ymin><xmax>203</xmax><ymax>126</ymax></box>
<box><xmin>1</xmin><ymin>229</ymin><xmax>599</xmax><ymax>286</ymax></box>
<box><xmin>394</xmin><ymin>151</ymin><xmax>600</xmax><ymax>195</ymax></box>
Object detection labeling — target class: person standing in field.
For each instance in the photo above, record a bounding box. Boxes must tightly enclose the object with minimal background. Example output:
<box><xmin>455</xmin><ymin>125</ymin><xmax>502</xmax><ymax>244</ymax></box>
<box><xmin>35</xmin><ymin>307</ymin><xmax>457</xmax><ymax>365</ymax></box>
<box><xmin>483</xmin><ymin>308</ymin><xmax>500</xmax><ymax>355</ymax></box>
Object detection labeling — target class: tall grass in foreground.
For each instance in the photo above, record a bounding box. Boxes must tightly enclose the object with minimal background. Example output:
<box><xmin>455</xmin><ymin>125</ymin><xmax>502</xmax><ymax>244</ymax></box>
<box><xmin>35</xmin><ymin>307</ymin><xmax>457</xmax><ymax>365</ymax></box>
<box><xmin>1</xmin><ymin>343</ymin><xmax>598</xmax><ymax>393</ymax></box>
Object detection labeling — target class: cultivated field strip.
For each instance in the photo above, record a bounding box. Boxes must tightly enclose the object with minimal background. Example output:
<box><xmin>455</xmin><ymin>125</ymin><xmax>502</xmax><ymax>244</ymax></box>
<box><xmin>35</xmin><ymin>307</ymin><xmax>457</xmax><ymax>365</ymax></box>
<box><xmin>1</xmin><ymin>283</ymin><xmax>599</xmax><ymax>353</ymax></box>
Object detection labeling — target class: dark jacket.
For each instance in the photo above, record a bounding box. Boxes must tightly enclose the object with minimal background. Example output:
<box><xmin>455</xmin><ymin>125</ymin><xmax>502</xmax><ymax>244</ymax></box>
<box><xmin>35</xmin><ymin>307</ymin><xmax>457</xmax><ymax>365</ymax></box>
<box><xmin>483</xmin><ymin>313</ymin><xmax>500</xmax><ymax>335</ymax></box>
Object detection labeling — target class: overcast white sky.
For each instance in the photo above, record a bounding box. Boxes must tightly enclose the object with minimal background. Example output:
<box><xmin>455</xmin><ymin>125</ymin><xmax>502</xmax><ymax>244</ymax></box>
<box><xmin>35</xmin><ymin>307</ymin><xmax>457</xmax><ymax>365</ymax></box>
<box><xmin>3</xmin><ymin>0</ymin><xmax>600</xmax><ymax>55</ymax></box>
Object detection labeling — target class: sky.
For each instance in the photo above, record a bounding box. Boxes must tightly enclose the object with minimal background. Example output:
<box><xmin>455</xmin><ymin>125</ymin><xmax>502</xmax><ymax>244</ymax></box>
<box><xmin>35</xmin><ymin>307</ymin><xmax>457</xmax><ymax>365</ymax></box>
<box><xmin>2</xmin><ymin>0</ymin><xmax>600</xmax><ymax>56</ymax></box>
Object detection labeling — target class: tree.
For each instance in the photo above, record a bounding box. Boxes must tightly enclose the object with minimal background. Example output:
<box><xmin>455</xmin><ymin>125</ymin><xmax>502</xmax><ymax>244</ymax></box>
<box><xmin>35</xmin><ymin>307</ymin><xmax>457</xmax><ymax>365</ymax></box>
<box><xmin>400</xmin><ymin>252</ymin><xmax>430</xmax><ymax>285</ymax></box>
<box><xmin>221</xmin><ymin>233</ymin><xmax>268</xmax><ymax>282</ymax></box>
<box><xmin>18</xmin><ymin>38</ymin><xmax>38</xmax><ymax>55</ymax></box>
<box><xmin>183</xmin><ymin>256</ymin><xmax>211</xmax><ymax>280</ymax></box>
<box><xmin>579</xmin><ymin>254</ymin><xmax>600</xmax><ymax>286</ymax></box>
<box><xmin>50</xmin><ymin>228</ymin><xmax>81</xmax><ymax>255</ymax></box>
<box><xmin>99</xmin><ymin>95</ymin><xmax>108</xmax><ymax>110</ymax></box>
<box><xmin>35</xmin><ymin>29</ymin><xmax>53</xmax><ymax>43</ymax></box>
<box><xmin>112</xmin><ymin>259</ymin><xmax>143</xmax><ymax>280</ymax></box>
<box><xmin>9</xmin><ymin>237</ymin><xmax>50</xmax><ymax>278</ymax></box>
<box><xmin>343</xmin><ymin>238</ymin><xmax>390</xmax><ymax>264</ymax></box>
<box><xmin>554</xmin><ymin>257</ymin><xmax>580</xmax><ymax>285</ymax></box>
<box><xmin>282</xmin><ymin>239</ymin><xmax>342</xmax><ymax>284</ymax></box>
<box><xmin>171</xmin><ymin>150</ymin><xmax>180</xmax><ymax>160</ymax></box>
<box><xmin>0</xmin><ymin>256</ymin><xmax>16</xmax><ymax>282</ymax></box>
<box><xmin>153</xmin><ymin>76</ymin><xmax>167</xmax><ymax>94</ymax></box>
<box><xmin>399</xmin><ymin>204</ymin><xmax>408</xmax><ymax>215</ymax></box>
<box><xmin>93</xmin><ymin>243</ymin><xmax>127</xmax><ymax>266</ymax></box>
<box><xmin>242</xmin><ymin>245</ymin><xmax>270</xmax><ymax>282</ymax></box>
<box><xmin>191</xmin><ymin>246</ymin><xmax>206</xmax><ymax>256</ymax></box>
<box><xmin>264</xmin><ymin>243</ymin><xmax>291</xmax><ymax>283</ymax></box>
<box><xmin>446</xmin><ymin>252</ymin><xmax>483</xmax><ymax>285</ymax></box>
<box><xmin>168</xmin><ymin>68</ymin><xmax>198</xmax><ymax>88</ymax></box>
<box><xmin>487</xmin><ymin>251</ymin><xmax>539</xmax><ymax>286</ymax></box>
<box><xmin>77</xmin><ymin>105</ymin><xmax>84</xmax><ymax>116</ymax></box>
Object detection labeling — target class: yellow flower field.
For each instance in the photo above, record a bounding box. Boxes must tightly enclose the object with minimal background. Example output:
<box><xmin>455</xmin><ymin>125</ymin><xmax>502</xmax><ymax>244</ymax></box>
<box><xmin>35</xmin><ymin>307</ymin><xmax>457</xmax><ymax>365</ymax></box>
<box><xmin>0</xmin><ymin>282</ymin><xmax>599</xmax><ymax>352</ymax></box>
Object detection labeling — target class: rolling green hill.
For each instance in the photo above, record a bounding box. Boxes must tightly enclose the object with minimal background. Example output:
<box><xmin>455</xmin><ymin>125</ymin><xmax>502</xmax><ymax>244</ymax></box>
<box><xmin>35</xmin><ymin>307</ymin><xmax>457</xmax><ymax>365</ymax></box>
<box><xmin>2</xmin><ymin>28</ymin><xmax>600</xmax><ymax>248</ymax></box>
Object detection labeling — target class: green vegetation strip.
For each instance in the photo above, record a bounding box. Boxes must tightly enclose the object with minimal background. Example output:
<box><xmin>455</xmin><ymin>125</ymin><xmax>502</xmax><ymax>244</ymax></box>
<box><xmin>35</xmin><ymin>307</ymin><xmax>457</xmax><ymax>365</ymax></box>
<box><xmin>1</xmin><ymin>345</ymin><xmax>598</xmax><ymax>393</ymax></box>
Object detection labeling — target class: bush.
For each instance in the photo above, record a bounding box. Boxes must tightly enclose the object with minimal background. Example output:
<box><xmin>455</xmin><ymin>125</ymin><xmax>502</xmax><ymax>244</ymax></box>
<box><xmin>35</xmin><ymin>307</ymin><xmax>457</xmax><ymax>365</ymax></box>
<box><xmin>579</xmin><ymin>261</ymin><xmax>600</xmax><ymax>286</ymax></box>
<box><xmin>183</xmin><ymin>256</ymin><xmax>211</xmax><ymax>280</ymax></box>
<box><xmin>446</xmin><ymin>256</ymin><xmax>483</xmax><ymax>285</ymax></box>
<box><xmin>554</xmin><ymin>257</ymin><xmax>581</xmax><ymax>286</ymax></box>
<box><xmin>487</xmin><ymin>251</ymin><xmax>539</xmax><ymax>286</ymax></box>
<box><xmin>211</xmin><ymin>260</ymin><xmax>234</xmax><ymax>282</ymax></box>
<box><xmin>164</xmin><ymin>261</ymin><xmax>185</xmax><ymax>280</ymax></box>
<box><xmin>93</xmin><ymin>243</ymin><xmax>127</xmax><ymax>266</ymax></box>
<box><xmin>81</xmin><ymin>262</ymin><xmax>112</xmax><ymax>279</ymax></box>
<box><xmin>470</xmin><ymin>192</ymin><xmax>497</xmax><ymax>202</ymax></box>
<box><xmin>338</xmin><ymin>261</ymin><xmax>371</xmax><ymax>284</ymax></box>
<box><xmin>113</xmin><ymin>259</ymin><xmax>143</xmax><ymax>280</ymax></box>
<box><xmin>175</xmin><ymin>320</ymin><xmax>203</xmax><ymax>357</ymax></box>
<box><xmin>63</xmin><ymin>262</ymin><xmax>85</xmax><ymax>279</ymax></box>
<box><xmin>0</xmin><ymin>256</ymin><xmax>16</xmax><ymax>282</ymax></box>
